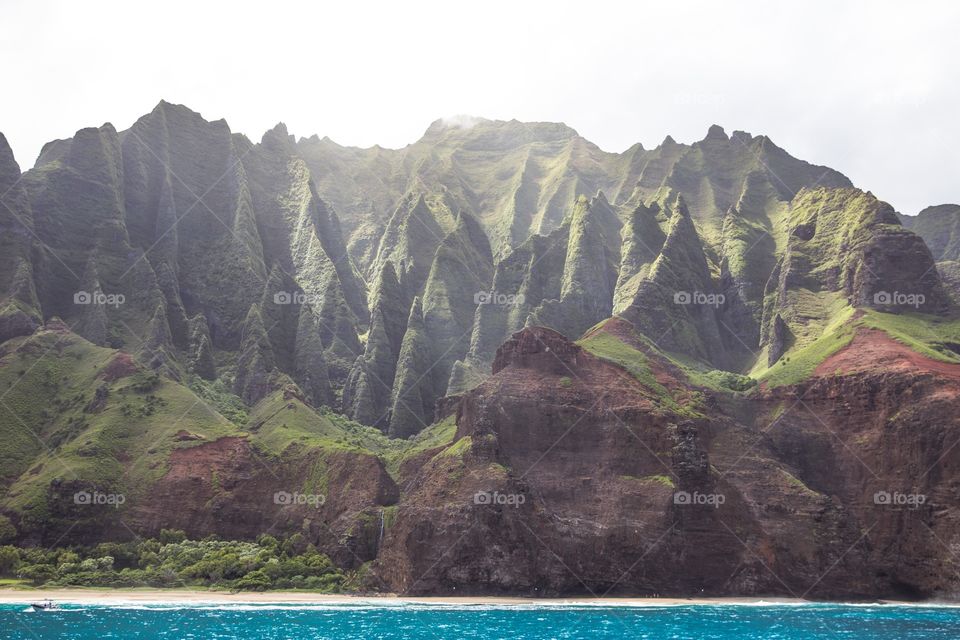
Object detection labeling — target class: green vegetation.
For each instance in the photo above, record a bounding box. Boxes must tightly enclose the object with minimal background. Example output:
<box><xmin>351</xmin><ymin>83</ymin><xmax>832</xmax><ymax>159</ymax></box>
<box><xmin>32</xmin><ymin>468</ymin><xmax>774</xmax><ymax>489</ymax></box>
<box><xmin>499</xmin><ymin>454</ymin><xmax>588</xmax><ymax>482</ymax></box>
<box><xmin>578</xmin><ymin>330</ymin><xmax>702</xmax><ymax>417</ymax></box>
<box><xmin>6</xmin><ymin>105</ymin><xmax>960</xmax><ymax>590</ymax></box>
<box><xmin>188</xmin><ymin>376</ymin><xmax>250</xmax><ymax>427</ymax></box>
<box><xmin>860</xmin><ymin>309</ymin><xmax>960</xmax><ymax>363</ymax></box>
<box><xmin>0</xmin><ymin>330</ymin><xmax>238</xmax><ymax>524</ymax></box>
<box><xmin>578</xmin><ymin>331</ymin><xmax>660</xmax><ymax>389</ymax></box>
<box><xmin>621</xmin><ymin>474</ymin><xmax>676</xmax><ymax>488</ymax></box>
<box><xmin>437</xmin><ymin>435</ymin><xmax>472</xmax><ymax>459</ymax></box>
<box><xmin>752</xmin><ymin>305</ymin><xmax>857</xmax><ymax>387</ymax></box>
<box><xmin>779</xmin><ymin>469</ymin><xmax>816</xmax><ymax>495</ymax></box>
<box><xmin>697</xmin><ymin>369</ymin><xmax>758</xmax><ymax>393</ymax></box>
<box><xmin>752</xmin><ymin>306</ymin><xmax>960</xmax><ymax>387</ymax></box>
<box><xmin>384</xmin><ymin>415</ymin><xmax>457</xmax><ymax>476</ymax></box>
<box><xmin>247</xmin><ymin>392</ymin><xmax>398</xmax><ymax>458</ymax></box>
<box><xmin>0</xmin><ymin>532</ymin><xmax>345</xmax><ymax>592</ymax></box>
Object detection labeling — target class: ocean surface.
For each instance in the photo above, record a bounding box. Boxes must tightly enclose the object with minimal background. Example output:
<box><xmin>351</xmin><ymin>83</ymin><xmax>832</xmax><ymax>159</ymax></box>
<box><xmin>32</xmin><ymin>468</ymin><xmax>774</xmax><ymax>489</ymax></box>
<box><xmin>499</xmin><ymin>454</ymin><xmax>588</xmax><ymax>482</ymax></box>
<box><xmin>2</xmin><ymin>601</ymin><xmax>960</xmax><ymax>639</ymax></box>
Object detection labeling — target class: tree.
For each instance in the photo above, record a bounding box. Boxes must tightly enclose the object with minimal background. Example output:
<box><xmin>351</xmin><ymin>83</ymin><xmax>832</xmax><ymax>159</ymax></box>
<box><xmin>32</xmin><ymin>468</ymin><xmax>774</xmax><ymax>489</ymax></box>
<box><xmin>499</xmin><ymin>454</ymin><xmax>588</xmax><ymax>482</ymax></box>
<box><xmin>280</xmin><ymin>533</ymin><xmax>308</xmax><ymax>557</ymax></box>
<box><xmin>0</xmin><ymin>516</ymin><xmax>16</xmax><ymax>544</ymax></box>
<box><xmin>17</xmin><ymin>563</ymin><xmax>55</xmax><ymax>585</ymax></box>
<box><xmin>0</xmin><ymin>546</ymin><xmax>20</xmax><ymax>574</ymax></box>
<box><xmin>234</xmin><ymin>569</ymin><xmax>271</xmax><ymax>591</ymax></box>
<box><xmin>159</xmin><ymin>529</ymin><xmax>187</xmax><ymax>544</ymax></box>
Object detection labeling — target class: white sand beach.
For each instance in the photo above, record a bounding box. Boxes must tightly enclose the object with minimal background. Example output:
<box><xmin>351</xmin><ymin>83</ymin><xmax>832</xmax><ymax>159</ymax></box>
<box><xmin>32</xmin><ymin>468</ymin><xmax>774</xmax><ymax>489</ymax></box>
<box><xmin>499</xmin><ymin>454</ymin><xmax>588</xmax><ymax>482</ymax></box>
<box><xmin>0</xmin><ymin>589</ymin><xmax>810</xmax><ymax>606</ymax></box>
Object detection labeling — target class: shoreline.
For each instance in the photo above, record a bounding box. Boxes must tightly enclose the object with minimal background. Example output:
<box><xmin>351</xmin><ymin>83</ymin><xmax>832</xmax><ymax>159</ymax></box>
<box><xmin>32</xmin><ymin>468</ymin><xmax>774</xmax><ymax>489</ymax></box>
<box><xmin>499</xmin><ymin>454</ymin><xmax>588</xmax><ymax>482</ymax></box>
<box><xmin>0</xmin><ymin>589</ymin><xmax>954</xmax><ymax>607</ymax></box>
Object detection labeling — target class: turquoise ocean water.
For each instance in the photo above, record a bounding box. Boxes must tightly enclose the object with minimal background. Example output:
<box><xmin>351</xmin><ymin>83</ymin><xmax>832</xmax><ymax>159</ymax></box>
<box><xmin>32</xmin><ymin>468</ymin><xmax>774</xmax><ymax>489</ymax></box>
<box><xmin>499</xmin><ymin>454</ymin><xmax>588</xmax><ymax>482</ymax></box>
<box><xmin>2</xmin><ymin>602</ymin><xmax>960</xmax><ymax>639</ymax></box>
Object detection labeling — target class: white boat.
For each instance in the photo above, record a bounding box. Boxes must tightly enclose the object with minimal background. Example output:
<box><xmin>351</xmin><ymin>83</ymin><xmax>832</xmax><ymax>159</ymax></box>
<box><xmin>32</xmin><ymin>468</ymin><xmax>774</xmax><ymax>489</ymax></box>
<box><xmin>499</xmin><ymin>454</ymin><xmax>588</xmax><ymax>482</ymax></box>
<box><xmin>28</xmin><ymin>599</ymin><xmax>60</xmax><ymax>611</ymax></box>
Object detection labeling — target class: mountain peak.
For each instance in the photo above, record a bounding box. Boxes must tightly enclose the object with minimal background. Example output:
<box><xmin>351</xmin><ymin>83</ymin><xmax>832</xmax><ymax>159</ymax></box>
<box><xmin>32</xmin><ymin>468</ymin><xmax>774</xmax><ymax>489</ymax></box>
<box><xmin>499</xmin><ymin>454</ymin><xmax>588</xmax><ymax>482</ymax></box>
<box><xmin>703</xmin><ymin>124</ymin><xmax>728</xmax><ymax>142</ymax></box>
<box><xmin>915</xmin><ymin>203</ymin><xmax>960</xmax><ymax>218</ymax></box>
<box><xmin>261</xmin><ymin>122</ymin><xmax>295</xmax><ymax>148</ymax></box>
<box><xmin>0</xmin><ymin>132</ymin><xmax>19</xmax><ymax>178</ymax></box>
<box><xmin>151</xmin><ymin>99</ymin><xmax>198</xmax><ymax>117</ymax></box>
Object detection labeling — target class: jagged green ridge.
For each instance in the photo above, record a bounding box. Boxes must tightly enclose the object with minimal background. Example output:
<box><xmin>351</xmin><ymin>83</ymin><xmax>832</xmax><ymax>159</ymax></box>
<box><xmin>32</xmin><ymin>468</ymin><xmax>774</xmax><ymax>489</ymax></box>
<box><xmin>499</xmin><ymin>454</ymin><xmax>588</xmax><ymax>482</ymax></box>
<box><xmin>0</xmin><ymin>108</ymin><xmax>953</xmax><ymax>441</ymax></box>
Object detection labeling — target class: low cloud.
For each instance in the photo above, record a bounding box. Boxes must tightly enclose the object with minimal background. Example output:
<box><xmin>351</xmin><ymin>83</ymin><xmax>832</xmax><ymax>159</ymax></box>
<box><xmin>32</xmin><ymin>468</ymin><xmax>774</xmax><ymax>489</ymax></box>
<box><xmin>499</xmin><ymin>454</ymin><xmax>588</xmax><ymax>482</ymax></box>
<box><xmin>441</xmin><ymin>114</ymin><xmax>484</xmax><ymax>130</ymax></box>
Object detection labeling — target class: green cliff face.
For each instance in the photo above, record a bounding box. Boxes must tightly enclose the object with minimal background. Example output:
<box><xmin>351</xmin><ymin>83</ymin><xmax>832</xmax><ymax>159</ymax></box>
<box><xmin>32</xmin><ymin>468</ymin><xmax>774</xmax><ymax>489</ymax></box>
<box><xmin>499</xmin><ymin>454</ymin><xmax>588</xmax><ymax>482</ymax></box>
<box><xmin>297</xmin><ymin>118</ymin><xmax>623</xmax><ymax>266</ymax></box>
<box><xmin>4</xmin><ymin>107</ymin><xmax>960</xmax><ymax>596</ymax></box>
<box><xmin>343</xmin><ymin>261</ymin><xmax>406</xmax><ymax>428</ymax></box>
<box><xmin>900</xmin><ymin>204</ymin><xmax>960</xmax><ymax>261</ymax></box>
<box><xmin>0</xmin><ymin>109</ymin><xmax>952</xmax><ymax>444</ymax></box>
<box><xmin>0</xmin><ymin>322</ymin><xmax>398</xmax><ymax>548</ymax></box>
<box><xmin>387</xmin><ymin>297</ymin><xmax>434</xmax><ymax>438</ymax></box>
<box><xmin>419</xmin><ymin>211</ymin><xmax>494</xmax><ymax>392</ymax></box>
<box><xmin>0</xmin><ymin>133</ymin><xmax>43</xmax><ymax>344</ymax></box>
<box><xmin>899</xmin><ymin>205</ymin><xmax>960</xmax><ymax>303</ymax></box>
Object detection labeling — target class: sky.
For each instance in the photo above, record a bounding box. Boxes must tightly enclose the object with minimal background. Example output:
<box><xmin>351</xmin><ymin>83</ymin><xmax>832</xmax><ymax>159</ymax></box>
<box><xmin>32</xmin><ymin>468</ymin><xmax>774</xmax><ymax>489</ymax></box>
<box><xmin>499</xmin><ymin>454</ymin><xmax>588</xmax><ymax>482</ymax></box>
<box><xmin>1</xmin><ymin>0</ymin><xmax>957</xmax><ymax>214</ymax></box>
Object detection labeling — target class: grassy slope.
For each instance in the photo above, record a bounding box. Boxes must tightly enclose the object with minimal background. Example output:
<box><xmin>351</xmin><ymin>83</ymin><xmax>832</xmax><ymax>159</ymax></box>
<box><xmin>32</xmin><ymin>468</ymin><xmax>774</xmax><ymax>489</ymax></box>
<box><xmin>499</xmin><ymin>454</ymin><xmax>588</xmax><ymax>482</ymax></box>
<box><xmin>752</xmin><ymin>305</ymin><xmax>857</xmax><ymax>387</ymax></box>
<box><xmin>382</xmin><ymin>415</ymin><xmax>457</xmax><ymax>477</ymax></box>
<box><xmin>247</xmin><ymin>392</ymin><xmax>395</xmax><ymax>457</ymax></box>
<box><xmin>0</xmin><ymin>323</ymin><xmax>469</xmax><ymax>533</ymax></box>
<box><xmin>578</xmin><ymin>302</ymin><xmax>960</xmax><ymax>396</ymax></box>
<box><xmin>577</xmin><ymin>329</ymin><xmax>704</xmax><ymax>417</ymax></box>
<box><xmin>860</xmin><ymin>310</ymin><xmax>960</xmax><ymax>363</ymax></box>
<box><xmin>0</xmin><ymin>326</ymin><xmax>428</xmax><ymax>532</ymax></box>
<box><xmin>0</xmin><ymin>329</ymin><xmax>239</xmax><ymax>518</ymax></box>
<box><xmin>751</xmin><ymin>306</ymin><xmax>960</xmax><ymax>387</ymax></box>
<box><xmin>5</xmin><ymin>302</ymin><xmax>960</xmax><ymax>535</ymax></box>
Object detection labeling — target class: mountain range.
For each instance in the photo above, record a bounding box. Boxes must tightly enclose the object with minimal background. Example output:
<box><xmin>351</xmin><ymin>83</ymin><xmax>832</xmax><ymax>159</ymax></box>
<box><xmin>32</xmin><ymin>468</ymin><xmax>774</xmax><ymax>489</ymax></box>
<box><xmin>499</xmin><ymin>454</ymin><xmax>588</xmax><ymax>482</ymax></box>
<box><xmin>2</xmin><ymin>101</ymin><xmax>960</xmax><ymax>598</ymax></box>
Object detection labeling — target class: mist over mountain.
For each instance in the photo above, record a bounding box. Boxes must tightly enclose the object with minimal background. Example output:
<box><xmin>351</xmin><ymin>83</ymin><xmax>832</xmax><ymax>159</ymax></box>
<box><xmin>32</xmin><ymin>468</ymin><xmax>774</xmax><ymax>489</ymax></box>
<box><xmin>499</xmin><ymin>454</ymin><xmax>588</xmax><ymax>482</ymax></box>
<box><xmin>2</xmin><ymin>101</ymin><xmax>960</xmax><ymax>598</ymax></box>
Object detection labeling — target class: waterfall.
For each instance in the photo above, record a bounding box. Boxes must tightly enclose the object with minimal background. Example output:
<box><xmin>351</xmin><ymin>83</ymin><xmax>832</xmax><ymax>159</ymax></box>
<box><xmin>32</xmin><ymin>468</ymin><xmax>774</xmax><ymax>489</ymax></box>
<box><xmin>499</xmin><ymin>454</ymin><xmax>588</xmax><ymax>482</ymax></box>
<box><xmin>378</xmin><ymin>508</ymin><xmax>385</xmax><ymax>549</ymax></box>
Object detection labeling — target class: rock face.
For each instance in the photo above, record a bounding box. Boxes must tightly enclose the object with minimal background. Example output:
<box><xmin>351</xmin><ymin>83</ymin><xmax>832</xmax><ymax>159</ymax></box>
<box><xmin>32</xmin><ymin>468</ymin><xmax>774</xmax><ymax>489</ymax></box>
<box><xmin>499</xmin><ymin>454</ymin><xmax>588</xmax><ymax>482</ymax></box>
<box><xmin>1</xmin><ymin>107</ymin><xmax>948</xmax><ymax>435</ymax></box>
<box><xmin>124</xmin><ymin>437</ymin><xmax>398</xmax><ymax>567</ymax></box>
<box><xmin>9</xmin><ymin>102</ymin><xmax>364</xmax><ymax>412</ymax></box>
<box><xmin>4</xmin><ymin>107</ymin><xmax>960</xmax><ymax>600</ymax></box>
<box><xmin>491</xmin><ymin>326</ymin><xmax>582</xmax><ymax>374</ymax></box>
<box><xmin>900</xmin><ymin>204</ymin><xmax>960</xmax><ymax>261</ymax></box>
<box><xmin>900</xmin><ymin>205</ymin><xmax>960</xmax><ymax>303</ymax></box>
<box><xmin>0</xmin><ymin>134</ymin><xmax>42</xmax><ymax>344</ymax></box>
<box><xmin>377</xmin><ymin>324</ymin><xmax>960</xmax><ymax>599</ymax></box>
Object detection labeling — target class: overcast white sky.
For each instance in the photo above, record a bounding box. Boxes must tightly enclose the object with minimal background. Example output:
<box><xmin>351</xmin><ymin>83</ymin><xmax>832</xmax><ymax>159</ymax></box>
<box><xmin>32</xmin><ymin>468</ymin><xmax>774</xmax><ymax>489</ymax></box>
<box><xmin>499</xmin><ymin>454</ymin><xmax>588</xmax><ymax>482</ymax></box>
<box><xmin>1</xmin><ymin>0</ymin><xmax>957</xmax><ymax>214</ymax></box>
